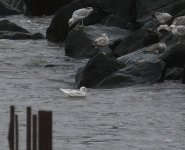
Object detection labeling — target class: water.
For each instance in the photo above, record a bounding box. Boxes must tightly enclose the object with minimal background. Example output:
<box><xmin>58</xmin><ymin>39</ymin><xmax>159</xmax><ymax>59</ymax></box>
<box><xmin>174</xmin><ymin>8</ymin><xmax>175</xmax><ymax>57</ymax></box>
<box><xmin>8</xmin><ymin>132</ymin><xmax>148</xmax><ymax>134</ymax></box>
<box><xmin>0</xmin><ymin>15</ymin><xmax>185</xmax><ymax>150</ymax></box>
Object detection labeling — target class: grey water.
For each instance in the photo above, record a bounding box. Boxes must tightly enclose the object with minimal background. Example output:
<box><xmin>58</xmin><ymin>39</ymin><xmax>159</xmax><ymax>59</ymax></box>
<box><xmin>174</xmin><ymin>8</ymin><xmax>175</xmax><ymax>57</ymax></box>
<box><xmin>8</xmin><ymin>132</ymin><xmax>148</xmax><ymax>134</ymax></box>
<box><xmin>0</xmin><ymin>15</ymin><xmax>185</xmax><ymax>150</ymax></box>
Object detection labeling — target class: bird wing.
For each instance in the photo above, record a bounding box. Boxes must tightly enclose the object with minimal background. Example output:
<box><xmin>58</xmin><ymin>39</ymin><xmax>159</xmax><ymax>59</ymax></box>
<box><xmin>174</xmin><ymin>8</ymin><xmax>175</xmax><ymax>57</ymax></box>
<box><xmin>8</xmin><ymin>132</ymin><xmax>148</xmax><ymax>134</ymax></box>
<box><xmin>59</xmin><ymin>89</ymin><xmax>86</xmax><ymax>97</ymax></box>
<box><xmin>172</xmin><ymin>16</ymin><xmax>185</xmax><ymax>26</ymax></box>
<box><xmin>176</xmin><ymin>25</ymin><xmax>185</xmax><ymax>35</ymax></box>
<box><xmin>72</xmin><ymin>8</ymin><xmax>92</xmax><ymax>19</ymax></box>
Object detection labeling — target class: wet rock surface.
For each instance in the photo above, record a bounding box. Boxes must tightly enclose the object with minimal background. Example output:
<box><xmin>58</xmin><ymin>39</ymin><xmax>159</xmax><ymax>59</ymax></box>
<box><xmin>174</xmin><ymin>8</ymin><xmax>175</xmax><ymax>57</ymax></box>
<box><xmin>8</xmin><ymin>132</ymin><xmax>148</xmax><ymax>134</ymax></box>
<box><xmin>65</xmin><ymin>25</ymin><xmax>132</xmax><ymax>58</ymax></box>
<box><xmin>0</xmin><ymin>19</ymin><xmax>44</xmax><ymax>39</ymax></box>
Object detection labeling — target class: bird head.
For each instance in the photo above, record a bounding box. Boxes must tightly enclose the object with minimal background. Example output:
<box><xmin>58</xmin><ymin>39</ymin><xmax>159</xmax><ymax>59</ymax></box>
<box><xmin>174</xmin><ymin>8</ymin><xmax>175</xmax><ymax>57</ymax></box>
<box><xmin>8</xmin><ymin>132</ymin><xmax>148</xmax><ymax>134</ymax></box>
<box><xmin>170</xmin><ymin>25</ymin><xmax>175</xmax><ymax>30</ymax></box>
<box><xmin>68</xmin><ymin>18</ymin><xmax>74</xmax><ymax>27</ymax></box>
<box><xmin>86</xmin><ymin>7</ymin><xmax>93</xmax><ymax>12</ymax></box>
<box><xmin>158</xmin><ymin>24</ymin><xmax>171</xmax><ymax>32</ymax></box>
<box><xmin>80</xmin><ymin>86</ymin><xmax>87</xmax><ymax>92</ymax></box>
<box><xmin>155</xmin><ymin>12</ymin><xmax>161</xmax><ymax>18</ymax></box>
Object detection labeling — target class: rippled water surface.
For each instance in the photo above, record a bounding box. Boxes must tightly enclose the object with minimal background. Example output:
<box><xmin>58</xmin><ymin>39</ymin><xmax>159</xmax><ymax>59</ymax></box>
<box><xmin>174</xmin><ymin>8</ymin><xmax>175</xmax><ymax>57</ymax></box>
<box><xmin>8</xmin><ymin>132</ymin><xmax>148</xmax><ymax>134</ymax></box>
<box><xmin>0</xmin><ymin>15</ymin><xmax>185</xmax><ymax>150</ymax></box>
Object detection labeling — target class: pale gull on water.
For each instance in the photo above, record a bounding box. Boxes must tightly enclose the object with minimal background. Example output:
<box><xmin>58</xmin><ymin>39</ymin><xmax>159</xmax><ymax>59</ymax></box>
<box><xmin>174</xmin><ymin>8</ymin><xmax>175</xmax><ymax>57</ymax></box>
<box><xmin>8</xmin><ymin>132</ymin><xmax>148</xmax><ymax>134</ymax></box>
<box><xmin>68</xmin><ymin>7</ymin><xmax>93</xmax><ymax>27</ymax></box>
<box><xmin>154</xmin><ymin>12</ymin><xmax>172</xmax><ymax>24</ymax></box>
<box><xmin>59</xmin><ymin>86</ymin><xmax>87</xmax><ymax>97</ymax></box>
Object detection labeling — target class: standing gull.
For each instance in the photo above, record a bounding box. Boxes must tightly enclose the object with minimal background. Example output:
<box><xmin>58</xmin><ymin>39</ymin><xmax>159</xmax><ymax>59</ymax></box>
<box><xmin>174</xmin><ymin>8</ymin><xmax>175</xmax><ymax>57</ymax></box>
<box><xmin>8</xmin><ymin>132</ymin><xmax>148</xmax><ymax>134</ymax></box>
<box><xmin>170</xmin><ymin>25</ymin><xmax>185</xmax><ymax>43</ymax></box>
<box><xmin>68</xmin><ymin>7</ymin><xmax>93</xmax><ymax>28</ymax></box>
<box><xmin>154</xmin><ymin>12</ymin><xmax>172</xmax><ymax>24</ymax></box>
<box><xmin>95</xmin><ymin>33</ymin><xmax>109</xmax><ymax>46</ymax></box>
<box><xmin>95</xmin><ymin>33</ymin><xmax>111</xmax><ymax>54</ymax></box>
<box><xmin>171</xmin><ymin>16</ymin><xmax>185</xmax><ymax>26</ymax></box>
<box><xmin>59</xmin><ymin>86</ymin><xmax>87</xmax><ymax>97</ymax></box>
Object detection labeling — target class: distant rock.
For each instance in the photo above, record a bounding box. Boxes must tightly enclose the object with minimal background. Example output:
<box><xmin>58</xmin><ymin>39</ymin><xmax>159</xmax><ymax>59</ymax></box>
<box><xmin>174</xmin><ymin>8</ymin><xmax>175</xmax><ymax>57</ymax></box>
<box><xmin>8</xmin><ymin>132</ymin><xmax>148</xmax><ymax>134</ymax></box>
<box><xmin>0</xmin><ymin>1</ymin><xmax>20</xmax><ymax>15</ymax></box>
<box><xmin>97</xmin><ymin>61</ymin><xmax>165</xmax><ymax>88</ymax></box>
<box><xmin>24</xmin><ymin>0</ymin><xmax>73</xmax><ymax>16</ymax></box>
<box><xmin>112</xmin><ymin>29</ymin><xmax>159</xmax><ymax>57</ymax></box>
<box><xmin>65</xmin><ymin>25</ymin><xmax>132</xmax><ymax>58</ymax></box>
<box><xmin>75</xmin><ymin>53</ymin><xmax>125</xmax><ymax>88</ymax></box>
<box><xmin>164</xmin><ymin>67</ymin><xmax>184</xmax><ymax>80</ymax></box>
<box><xmin>0</xmin><ymin>19</ymin><xmax>44</xmax><ymax>40</ymax></box>
<box><xmin>0</xmin><ymin>20</ymin><xmax>29</xmax><ymax>33</ymax></box>
<box><xmin>46</xmin><ymin>0</ymin><xmax>108</xmax><ymax>42</ymax></box>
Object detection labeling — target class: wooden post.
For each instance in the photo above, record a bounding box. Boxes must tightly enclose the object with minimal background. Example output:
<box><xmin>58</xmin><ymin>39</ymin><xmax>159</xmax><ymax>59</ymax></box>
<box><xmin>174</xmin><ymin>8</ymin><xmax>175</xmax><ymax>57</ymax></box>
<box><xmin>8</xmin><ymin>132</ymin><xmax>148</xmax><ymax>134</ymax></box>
<box><xmin>33</xmin><ymin>115</ymin><xmax>37</xmax><ymax>150</ymax></box>
<box><xmin>38</xmin><ymin>111</ymin><xmax>52</xmax><ymax>150</ymax></box>
<box><xmin>15</xmin><ymin>115</ymin><xmax>19</xmax><ymax>150</ymax></box>
<box><xmin>27</xmin><ymin>107</ymin><xmax>32</xmax><ymax>150</ymax></box>
<box><xmin>8</xmin><ymin>105</ymin><xmax>15</xmax><ymax>150</ymax></box>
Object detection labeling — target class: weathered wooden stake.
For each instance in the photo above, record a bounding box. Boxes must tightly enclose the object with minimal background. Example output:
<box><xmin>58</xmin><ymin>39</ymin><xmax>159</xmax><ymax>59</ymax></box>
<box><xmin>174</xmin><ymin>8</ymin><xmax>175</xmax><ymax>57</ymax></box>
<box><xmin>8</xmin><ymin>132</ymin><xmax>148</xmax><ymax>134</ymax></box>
<box><xmin>39</xmin><ymin>111</ymin><xmax>52</xmax><ymax>150</ymax></box>
<box><xmin>15</xmin><ymin>115</ymin><xmax>19</xmax><ymax>150</ymax></box>
<box><xmin>33</xmin><ymin>115</ymin><xmax>37</xmax><ymax>150</ymax></box>
<box><xmin>27</xmin><ymin>107</ymin><xmax>32</xmax><ymax>150</ymax></box>
<box><xmin>8</xmin><ymin>105</ymin><xmax>15</xmax><ymax>150</ymax></box>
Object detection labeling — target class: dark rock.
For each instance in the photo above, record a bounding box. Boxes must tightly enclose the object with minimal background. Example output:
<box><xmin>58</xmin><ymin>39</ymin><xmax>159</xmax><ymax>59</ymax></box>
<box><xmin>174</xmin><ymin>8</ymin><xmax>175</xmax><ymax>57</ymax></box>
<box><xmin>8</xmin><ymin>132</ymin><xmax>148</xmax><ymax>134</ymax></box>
<box><xmin>96</xmin><ymin>43</ymin><xmax>165</xmax><ymax>88</ymax></box>
<box><xmin>0</xmin><ymin>19</ymin><xmax>44</xmax><ymax>40</ymax></box>
<box><xmin>46</xmin><ymin>0</ymin><xmax>108</xmax><ymax>42</ymax></box>
<box><xmin>161</xmin><ymin>37</ymin><xmax>185</xmax><ymax>68</ymax></box>
<box><xmin>0</xmin><ymin>31</ymin><xmax>44</xmax><ymax>40</ymax></box>
<box><xmin>0</xmin><ymin>20</ymin><xmax>29</xmax><ymax>33</ymax></box>
<box><xmin>98</xmin><ymin>0</ymin><xmax>136</xmax><ymax>22</ymax></box>
<box><xmin>112</xmin><ymin>29</ymin><xmax>159</xmax><ymax>57</ymax></box>
<box><xmin>75</xmin><ymin>53</ymin><xmax>125</xmax><ymax>88</ymax></box>
<box><xmin>65</xmin><ymin>25</ymin><xmax>132</xmax><ymax>58</ymax></box>
<box><xmin>100</xmin><ymin>14</ymin><xmax>135</xmax><ymax>30</ymax></box>
<box><xmin>164</xmin><ymin>67</ymin><xmax>184</xmax><ymax>80</ymax></box>
<box><xmin>97</xmin><ymin>61</ymin><xmax>165</xmax><ymax>88</ymax></box>
<box><xmin>0</xmin><ymin>1</ymin><xmax>20</xmax><ymax>15</ymax></box>
<box><xmin>182</xmin><ymin>68</ymin><xmax>185</xmax><ymax>84</ymax></box>
<box><xmin>24</xmin><ymin>0</ymin><xmax>73</xmax><ymax>16</ymax></box>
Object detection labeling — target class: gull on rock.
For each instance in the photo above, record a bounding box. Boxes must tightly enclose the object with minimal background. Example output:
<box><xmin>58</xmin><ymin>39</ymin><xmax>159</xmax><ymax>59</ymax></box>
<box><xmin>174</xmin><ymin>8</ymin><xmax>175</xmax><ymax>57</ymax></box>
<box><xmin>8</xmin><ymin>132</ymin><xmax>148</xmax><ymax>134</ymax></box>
<box><xmin>172</xmin><ymin>16</ymin><xmax>185</xmax><ymax>26</ymax></box>
<box><xmin>68</xmin><ymin>7</ymin><xmax>93</xmax><ymax>27</ymax></box>
<box><xmin>170</xmin><ymin>25</ymin><xmax>185</xmax><ymax>43</ymax></box>
<box><xmin>95</xmin><ymin>33</ymin><xmax>109</xmax><ymax>46</ymax></box>
<box><xmin>59</xmin><ymin>86</ymin><xmax>87</xmax><ymax>97</ymax></box>
<box><xmin>154</xmin><ymin>12</ymin><xmax>172</xmax><ymax>24</ymax></box>
<box><xmin>157</xmin><ymin>24</ymin><xmax>171</xmax><ymax>32</ymax></box>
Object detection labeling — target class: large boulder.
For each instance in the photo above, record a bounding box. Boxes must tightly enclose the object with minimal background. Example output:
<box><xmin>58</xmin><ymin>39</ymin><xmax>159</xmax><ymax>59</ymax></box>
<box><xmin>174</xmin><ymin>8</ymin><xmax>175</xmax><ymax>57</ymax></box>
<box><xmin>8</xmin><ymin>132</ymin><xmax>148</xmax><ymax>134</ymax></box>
<box><xmin>0</xmin><ymin>31</ymin><xmax>44</xmax><ymax>40</ymax></box>
<box><xmin>75</xmin><ymin>53</ymin><xmax>125</xmax><ymax>88</ymax></box>
<box><xmin>137</xmin><ymin>0</ymin><xmax>185</xmax><ymax>27</ymax></box>
<box><xmin>98</xmin><ymin>0</ymin><xmax>136</xmax><ymax>22</ymax></box>
<box><xmin>75</xmin><ymin>43</ymin><xmax>165</xmax><ymax>88</ymax></box>
<box><xmin>0</xmin><ymin>19</ymin><xmax>44</xmax><ymax>39</ymax></box>
<box><xmin>0</xmin><ymin>20</ymin><xmax>29</xmax><ymax>33</ymax></box>
<box><xmin>97</xmin><ymin>61</ymin><xmax>165</xmax><ymax>88</ymax></box>
<box><xmin>46</xmin><ymin>0</ymin><xmax>108</xmax><ymax>42</ymax></box>
<box><xmin>112</xmin><ymin>29</ymin><xmax>159</xmax><ymax>57</ymax></box>
<box><xmin>65</xmin><ymin>25</ymin><xmax>132</xmax><ymax>58</ymax></box>
<box><xmin>96</xmin><ymin>43</ymin><xmax>165</xmax><ymax>88</ymax></box>
<box><xmin>0</xmin><ymin>0</ymin><xmax>20</xmax><ymax>15</ymax></box>
<box><xmin>24</xmin><ymin>0</ymin><xmax>73</xmax><ymax>16</ymax></box>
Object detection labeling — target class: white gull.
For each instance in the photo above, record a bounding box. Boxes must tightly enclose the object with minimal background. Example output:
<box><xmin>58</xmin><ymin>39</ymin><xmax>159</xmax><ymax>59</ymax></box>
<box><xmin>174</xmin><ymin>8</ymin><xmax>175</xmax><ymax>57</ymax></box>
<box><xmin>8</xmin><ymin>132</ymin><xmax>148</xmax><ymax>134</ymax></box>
<box><xmin>59</xmin><ymin>86</ymin><xmax>87</xmax><ymax>97</ymax></box>
<box><xmin>68</xmin><ymin>7</ymin><xmax>93</xmax><ymax>27</ymax></box>
<box><xmin>95</xmin><ymin>33</ymin><xmax>109</xmax><ymax>46</ymax></box>
<box><xmin>154</xmin><ymin>12</ymin><xmax>172</xmax><ymax>24</ymax></box>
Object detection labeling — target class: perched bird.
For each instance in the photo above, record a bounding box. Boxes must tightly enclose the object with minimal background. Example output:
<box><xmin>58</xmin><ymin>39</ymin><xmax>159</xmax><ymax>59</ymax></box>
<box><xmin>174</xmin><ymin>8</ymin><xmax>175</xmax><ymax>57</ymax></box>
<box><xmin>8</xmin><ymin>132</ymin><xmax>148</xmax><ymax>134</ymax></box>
<box><xmin>95</xmin><ymin>33</ymin><xmax>109</xmax><ymax>46</ymax></box>
<box><xmin>59</xmin><ymin>86</ymin><xmax>87</xmax><ymax>97</ymax></box>
<box><xmin>170</xmin><ymin>25</ymin><xmax>185</xmax><ymax>43</ymax></box>
<box><xmin>147</xmin><ymin>42</ymin><xmax>166</xmax><ymax>59</ymax></box>
<box><xmin>68</xmin><ymin>7</ymin><xmax>93</xmax><ymax>28</ymax></box>
<box><xmin>171</xmin><ymin>16</ymin><xmax>185</xmax><ymax>26</ymax></box>
<box><xmin>157</xmin><ymin>24</ymin><xmax>171</xmax><ymax>32</ymax></box>
<box><xmin>154</xmin><ymin>12</ymin><xmax>172</xmax><ymax>24</ymax></box>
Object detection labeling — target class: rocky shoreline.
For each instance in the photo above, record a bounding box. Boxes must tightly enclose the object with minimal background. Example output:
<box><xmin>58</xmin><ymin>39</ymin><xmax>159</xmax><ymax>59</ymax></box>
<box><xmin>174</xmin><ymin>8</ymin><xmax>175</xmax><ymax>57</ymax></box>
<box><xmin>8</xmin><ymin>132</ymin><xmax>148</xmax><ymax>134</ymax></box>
<box><xmin>0</xmin><ymin>0</ymin><xmax>185</xmax><ymax>88</ymax></box>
